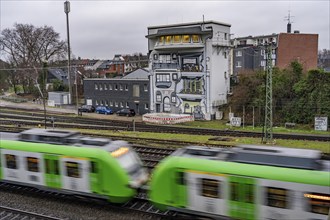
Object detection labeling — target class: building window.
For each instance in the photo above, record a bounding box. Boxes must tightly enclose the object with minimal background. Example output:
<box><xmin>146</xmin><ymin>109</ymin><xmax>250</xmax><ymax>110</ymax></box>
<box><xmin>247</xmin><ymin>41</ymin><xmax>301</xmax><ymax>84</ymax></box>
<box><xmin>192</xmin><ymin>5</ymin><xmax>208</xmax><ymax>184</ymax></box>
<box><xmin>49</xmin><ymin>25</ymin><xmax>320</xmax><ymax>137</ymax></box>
<box><xmin>261</xmin><ymin>49</ymin><xmax>265</xmax><ymax>55</ymax></box>
<box><xmin>109</xmin><ymin>84</ymin><xmax>113</xmax><ymax>90</ymax></box>
<box><xmin>145</xmin><ymin>103</ymin><xmax>149</xmax><ymax>110</ymax></box>
<box><xmin>163</xmin><ymin>96</ymin><xmax>171</xmax><ymax>112</ymax></box>
<box><xmin>100</xmin><ymin>100</ymin><xmax>104</xmax><ymax>106</ymax></box>
<box><xmin>120</xmin><ymin>84</ymin><xmax>123</xmax><ymax>90</ymax></box>
<box><xmin>182</xmin><ymin>78</ymin><xmax>203</xmax><ymax>94</ymax></box>
<box><xmin>27</xmin><ymin>157</ymin><xmax>39</xmax><ymax>172</ymax></box>
<box><xmin>171</xmin><ymin>93</ymin><xmax>176</xmax><ymax>103</ymax></box>
<box><xmin>156</xmin><ymin>74</ymin><xmax>170</xmax><ymax>82</ymax></box>
<box><xmin>172</xmin><ymin>73</ymin><xmax>178</xmax><ymax>81</ymax></box>
<box><xmin>173</xmin><ymin>35</ymin><xmax>181</xmax><ymax>43</ymax></box>
<box><xmin>224</xmin><ymin>51</ymin><xmax>227</xmax><ymax>59</ymax></box>
<box><xmin>224</xmin><ymin>33</ymin><xmax>228</xmax><ymax>40</ymax></box>
<box><xmin>201</xmin><ymin>178</ymin><xmax>220</xmax><ymax>198</ymax></box>
<box><xmin>115</xmin><ymin>102</ymin><xmax>118</xmax><ymax>107</ymax></box>
<box><xmin>192</xmin><ymin>35</ymin><xmax>200</xmax><ymax>43</ymax></box>
<box><xmin>105</xmin><ymin>100</ymin><xmax>108</xmax><ymax>106</ymax></box>
<box><xmin>304</xmin><ymin>192</ymin><xmax>330</xmax><ymax>215</ymax></box>
<box><xmin>133</xmin><ymin>85</ymin><xmax>140</xmax><ymax>97</ymax></box>
<box><xmin>236</xmin><ymin>61</ymin><xmax>242</xmax><ymax>67</ymax></box>
<box><xmin>165</xmin><ymin>35</ymin><xmax>172</xmax><ymax>44</ymax></box>
<box><xmin>125</xmin><ymin>84</ymin><xmax>128</xmax><ymax>91</ymax></box>
<box><xmin>104</xmin><ymin>84</ymin><xmax>108</xmax><ymax>90</ymax></box>
<box><xmin>6</xmin><ymin>154</ymin><xmax>18</xmax><ymax>169</ymax></box>
<box><xmin>115</xmin><ymin>84</ymin><xmax>118</xmax><ymax>90</ymax></box>
<box><xmin>66</xmin><ymin>162</ymin><xmax>80</xmax><ymax>178</ymax></box>
<box><xmin>144</xmin><ymin>84</ymin><xmax>148</xmax><ymax>91</ymax></box>
<box><xmin>156</xmin><ymin>91</ymin><xmax>162</xmax><ymax>102</ymax></box>
<box><xmin>182</xmin><ymin>35</ymin><xmax>190</xmax><ymax>43</ymax></box>
<box><xmin>95</xmin><ymin>83</ymin><xmax>98</xmax><ymax>90</ymax></box>
<box><xmin>95</xmin><ymin>100</ymin><xmax>99</xmax><ymax>105</ymax></box>
<box><xmin>99</xmin><ymin>83</ymin><xmax>103</xmax><ymax>90</ymax></box>
<box><xmin>236</xmin><ymin>51</ymin><xmax>242</xmax><ymax>57</ymax></box>
<box><xmin>110</xmin><ymin>101</ymin><xmax>113</xmax><ymax>106</ymax></box>
<box><xmin>126</xmin><ymin>102</ymin><xmax>129</xmax><ymax>108</ymax></box>
<box><xmin>158</xmin><ymin>36</ymin><xmax>164</xmax><ymax>44</ymax></box>
<box><xmin>120</xmin><ymin>102</ymin><xmax>123</xmax><ymax>108</ymax></box>
<box><xmin>261</xmin><ymin>60</ymin><xmax>266</xmax><ymax>67</ymax></box>
<box><xmin>266</xmin><ymin>187</ymin><xmax>288</xmax><ymax>209</ymax></box>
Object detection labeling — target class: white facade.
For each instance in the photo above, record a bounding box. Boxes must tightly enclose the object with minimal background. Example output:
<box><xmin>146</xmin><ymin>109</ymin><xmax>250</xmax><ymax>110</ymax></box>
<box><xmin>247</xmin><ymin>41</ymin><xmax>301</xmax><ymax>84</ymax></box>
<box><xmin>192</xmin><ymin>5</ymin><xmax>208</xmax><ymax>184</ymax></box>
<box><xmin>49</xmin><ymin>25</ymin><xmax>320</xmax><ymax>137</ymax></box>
<box><xmin>147</xmin><ymin>21</ymin><xmax>231</xmax><ymax>120</ymax></box>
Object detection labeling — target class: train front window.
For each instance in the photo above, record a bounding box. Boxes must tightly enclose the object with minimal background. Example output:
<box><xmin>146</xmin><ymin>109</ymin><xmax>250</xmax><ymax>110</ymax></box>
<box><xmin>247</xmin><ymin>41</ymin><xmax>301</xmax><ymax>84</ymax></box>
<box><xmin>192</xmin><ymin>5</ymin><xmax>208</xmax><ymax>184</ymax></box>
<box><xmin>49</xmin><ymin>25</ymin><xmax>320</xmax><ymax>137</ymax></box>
<box><xmin>111</xmin><ymin>147</ymin><xmax>142</xmax><ymax>175</ymax></box>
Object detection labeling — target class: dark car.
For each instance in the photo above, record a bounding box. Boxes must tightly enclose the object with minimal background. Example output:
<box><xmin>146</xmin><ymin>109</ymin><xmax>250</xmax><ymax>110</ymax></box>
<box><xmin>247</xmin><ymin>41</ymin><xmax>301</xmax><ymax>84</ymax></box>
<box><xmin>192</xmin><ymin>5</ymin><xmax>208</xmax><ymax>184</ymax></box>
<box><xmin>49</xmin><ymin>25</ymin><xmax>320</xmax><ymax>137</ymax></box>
<box><xmin>78</xmin><ymin>105</ymin><xmax>95</xmax><ymax>113</ymax></box>
<box><xmin>116</xmin><ymin>109</ymin><xmax>136</xmax><ymax>117</ymax></box>
<box><xmin>96</xmin><ymin>106</ymin><xmax>113</xmax><ymax>115</ymax></box>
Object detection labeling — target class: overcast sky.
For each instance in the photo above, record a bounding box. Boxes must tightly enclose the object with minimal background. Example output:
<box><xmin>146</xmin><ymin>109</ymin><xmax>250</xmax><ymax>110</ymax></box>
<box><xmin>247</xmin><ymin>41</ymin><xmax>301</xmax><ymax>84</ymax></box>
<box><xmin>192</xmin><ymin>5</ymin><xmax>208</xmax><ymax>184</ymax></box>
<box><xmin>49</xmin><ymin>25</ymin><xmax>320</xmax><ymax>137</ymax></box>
<box><xmin>1</xmin><ymin>0</ymin><xmax>329</xmax><ymax>60</ymax></box>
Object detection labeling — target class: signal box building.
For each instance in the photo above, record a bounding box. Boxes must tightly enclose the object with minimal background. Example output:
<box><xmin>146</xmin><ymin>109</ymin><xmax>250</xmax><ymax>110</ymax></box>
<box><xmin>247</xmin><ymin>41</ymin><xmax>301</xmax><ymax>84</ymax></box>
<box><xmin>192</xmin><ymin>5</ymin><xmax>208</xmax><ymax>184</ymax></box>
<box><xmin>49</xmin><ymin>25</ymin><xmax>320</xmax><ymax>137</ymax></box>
<box><xmin>146</xmin><ymin>21</ymin><xmax>231</xmax><ymax>120</ymax></box>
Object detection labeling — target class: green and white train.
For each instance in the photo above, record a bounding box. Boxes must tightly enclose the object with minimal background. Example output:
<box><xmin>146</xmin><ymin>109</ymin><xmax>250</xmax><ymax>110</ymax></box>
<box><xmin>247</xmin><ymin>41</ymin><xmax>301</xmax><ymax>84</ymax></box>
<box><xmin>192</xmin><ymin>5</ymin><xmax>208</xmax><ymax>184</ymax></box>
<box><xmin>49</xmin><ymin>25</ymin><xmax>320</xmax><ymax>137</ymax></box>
<box><xmin>149</xmin><ymin>145</ymin><xmax>330</xmax><ymax>219</ymax></box>
<box><xmin>0</xmin><ymin>129</ymin><xmax>148</xmax><ymax>203</ymax></box>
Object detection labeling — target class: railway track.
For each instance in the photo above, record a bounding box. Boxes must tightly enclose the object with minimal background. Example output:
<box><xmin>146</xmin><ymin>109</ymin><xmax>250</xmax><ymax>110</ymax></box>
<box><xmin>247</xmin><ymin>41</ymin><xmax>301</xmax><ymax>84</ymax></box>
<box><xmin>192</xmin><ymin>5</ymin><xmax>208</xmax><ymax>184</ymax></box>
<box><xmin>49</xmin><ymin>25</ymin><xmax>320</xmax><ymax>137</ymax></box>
<box><xmin>0</xmin><ymin>181</ymin><xmax>183</xmax><ymax>220</ymax></box>
<box><xmin>1</xmin><ymin>108</ymin><xmax>329</xmax><ymax>142</ymax></box>
<box><xmin>0</xmin><ymin>205</ymin><xmax>62</xmax><ymax>220</ymax></box>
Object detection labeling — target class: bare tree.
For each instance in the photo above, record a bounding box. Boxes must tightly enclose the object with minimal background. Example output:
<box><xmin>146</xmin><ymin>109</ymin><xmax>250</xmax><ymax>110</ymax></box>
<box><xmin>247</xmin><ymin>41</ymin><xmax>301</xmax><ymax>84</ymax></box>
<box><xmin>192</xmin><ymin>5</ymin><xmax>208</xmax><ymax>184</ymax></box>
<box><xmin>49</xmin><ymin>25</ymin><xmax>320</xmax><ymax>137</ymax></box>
<box><xmin>0</xmin><ymin>23</ymin><xmax>67</xmax><ymax>93</ymax></box>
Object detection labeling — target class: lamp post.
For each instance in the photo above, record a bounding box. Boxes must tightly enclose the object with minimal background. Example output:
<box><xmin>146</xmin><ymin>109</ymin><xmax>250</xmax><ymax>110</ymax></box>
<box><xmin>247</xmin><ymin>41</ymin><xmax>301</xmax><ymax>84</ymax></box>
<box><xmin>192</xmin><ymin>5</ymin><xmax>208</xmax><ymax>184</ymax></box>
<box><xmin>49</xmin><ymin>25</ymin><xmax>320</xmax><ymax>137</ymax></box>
<box><xmin>64</xmin><ymin>0</ymin><xmax>72</xmax><ymax>104</ymax></box>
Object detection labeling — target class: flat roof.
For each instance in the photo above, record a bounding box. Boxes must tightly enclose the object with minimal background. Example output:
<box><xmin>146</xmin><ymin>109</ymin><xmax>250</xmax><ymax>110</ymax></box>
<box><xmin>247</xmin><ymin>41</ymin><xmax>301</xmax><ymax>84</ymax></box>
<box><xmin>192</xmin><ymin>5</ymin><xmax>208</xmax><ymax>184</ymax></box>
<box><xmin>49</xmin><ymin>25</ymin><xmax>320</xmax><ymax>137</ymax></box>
<box><xmin>148</xmin><ymin>20</ymin><xmax>231</xmax><ymax>29</ymax></box>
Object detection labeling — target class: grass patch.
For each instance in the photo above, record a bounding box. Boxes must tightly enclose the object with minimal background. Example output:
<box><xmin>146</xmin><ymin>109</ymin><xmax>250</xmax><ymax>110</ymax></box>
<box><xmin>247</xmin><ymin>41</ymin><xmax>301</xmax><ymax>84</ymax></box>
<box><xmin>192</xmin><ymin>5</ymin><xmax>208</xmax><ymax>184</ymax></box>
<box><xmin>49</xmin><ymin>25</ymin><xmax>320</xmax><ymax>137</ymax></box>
<box><xmin>175</xmin><ymin>120</ymin><xmax>330</xmax><ymax>135</ymax></box>
<box><xmin>77</xmin><ymin>129</ymin><xmax>330</xmax><ymax>153</ymax></box>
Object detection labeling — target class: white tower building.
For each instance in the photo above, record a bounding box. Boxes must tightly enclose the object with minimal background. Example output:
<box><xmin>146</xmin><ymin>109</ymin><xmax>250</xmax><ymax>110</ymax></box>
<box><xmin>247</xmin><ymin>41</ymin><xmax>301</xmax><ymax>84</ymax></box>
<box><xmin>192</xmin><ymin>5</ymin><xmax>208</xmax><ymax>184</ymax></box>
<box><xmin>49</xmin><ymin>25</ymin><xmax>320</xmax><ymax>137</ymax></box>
<box><xmin>146</xmin><ymin>21</ymin><xmax>231</xmax><ymax>120</ymax></box>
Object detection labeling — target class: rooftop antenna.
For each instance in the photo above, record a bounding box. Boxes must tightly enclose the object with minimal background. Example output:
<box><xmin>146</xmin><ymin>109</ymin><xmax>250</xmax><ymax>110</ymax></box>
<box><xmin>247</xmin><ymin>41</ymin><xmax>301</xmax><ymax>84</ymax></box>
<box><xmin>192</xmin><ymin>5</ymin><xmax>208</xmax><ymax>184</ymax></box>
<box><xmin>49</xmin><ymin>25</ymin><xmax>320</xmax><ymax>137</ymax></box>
<box><xmin>284</xmin><ymin>10</ymin><xmax>294</xmax><ymax>33</ymax></box>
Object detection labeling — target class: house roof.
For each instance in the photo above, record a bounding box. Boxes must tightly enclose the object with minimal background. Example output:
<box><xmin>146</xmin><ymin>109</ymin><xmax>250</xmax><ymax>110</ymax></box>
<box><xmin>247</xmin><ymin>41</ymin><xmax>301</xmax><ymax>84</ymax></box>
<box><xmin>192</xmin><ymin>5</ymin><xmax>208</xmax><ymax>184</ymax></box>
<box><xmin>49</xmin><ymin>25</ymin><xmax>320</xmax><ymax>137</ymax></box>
<box><xmin>123</xmin><ymin>68</ymin><xmax>149</xmax><ymax>80</ymax></box>
<box><xmin>48</xmin><ymin>68</ymin><xmax>67</xmax><ymax>80</ymax></box>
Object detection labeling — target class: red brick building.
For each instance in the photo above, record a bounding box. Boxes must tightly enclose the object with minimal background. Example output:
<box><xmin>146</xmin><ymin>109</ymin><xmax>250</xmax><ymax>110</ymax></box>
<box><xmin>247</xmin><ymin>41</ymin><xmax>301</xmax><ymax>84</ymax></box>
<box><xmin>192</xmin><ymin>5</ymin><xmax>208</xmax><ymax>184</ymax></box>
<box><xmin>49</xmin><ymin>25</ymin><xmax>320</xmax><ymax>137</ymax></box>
<box><xmin>232</xmin><ymin>32</ymin><xmax>319</xmax><ymax>77</ymax></box>
<box><xmin>277</xmin><ymin>33</ymin><xmax>318</xmax><ymax>70</ymax></box>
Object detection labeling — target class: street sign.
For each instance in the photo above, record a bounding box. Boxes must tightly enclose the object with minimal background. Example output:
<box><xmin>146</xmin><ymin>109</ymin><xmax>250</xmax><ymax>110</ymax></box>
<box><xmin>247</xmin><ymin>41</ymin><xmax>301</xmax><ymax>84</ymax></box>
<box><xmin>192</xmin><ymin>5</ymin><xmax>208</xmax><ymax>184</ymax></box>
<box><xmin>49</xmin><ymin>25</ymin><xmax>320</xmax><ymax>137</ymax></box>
<box><xmin>315</xmin><ymin>117</ymin><xmax>328</xmax><ymax>131</ymax></box>
<box><xmin>230</xmin><ymin>117</ymin><xmax>241</xmax><ymax>127</ymax></box>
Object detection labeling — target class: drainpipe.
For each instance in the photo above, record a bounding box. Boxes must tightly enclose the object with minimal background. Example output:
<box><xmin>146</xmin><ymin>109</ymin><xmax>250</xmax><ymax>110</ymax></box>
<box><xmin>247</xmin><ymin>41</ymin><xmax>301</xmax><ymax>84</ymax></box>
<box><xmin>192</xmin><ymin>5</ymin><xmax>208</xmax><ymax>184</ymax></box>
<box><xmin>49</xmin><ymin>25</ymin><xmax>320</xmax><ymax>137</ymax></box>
<box><xmin>203</xmin><ymin>25</ymin><xmax>213</xmax><ymax>116</ymax></box>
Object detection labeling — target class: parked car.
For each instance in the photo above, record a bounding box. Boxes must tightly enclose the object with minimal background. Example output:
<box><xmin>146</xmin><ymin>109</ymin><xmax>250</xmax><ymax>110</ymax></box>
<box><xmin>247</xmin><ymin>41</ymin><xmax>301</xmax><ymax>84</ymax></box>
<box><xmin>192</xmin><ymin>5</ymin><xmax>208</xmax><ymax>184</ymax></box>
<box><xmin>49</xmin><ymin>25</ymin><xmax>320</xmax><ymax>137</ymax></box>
<box><xmin>95</xmin><ymin>106</ymin><xmax>113</xmax><ymax>115</ymax></box>
<box><xmin>78</xmin><ymin>105</ymin><xmax>95</xmax><ymax>113</ymax></box>
<box><xmin>116</xmin><ymin>109</ymin><xmax>136</xmax><ymax>117</ymax></box>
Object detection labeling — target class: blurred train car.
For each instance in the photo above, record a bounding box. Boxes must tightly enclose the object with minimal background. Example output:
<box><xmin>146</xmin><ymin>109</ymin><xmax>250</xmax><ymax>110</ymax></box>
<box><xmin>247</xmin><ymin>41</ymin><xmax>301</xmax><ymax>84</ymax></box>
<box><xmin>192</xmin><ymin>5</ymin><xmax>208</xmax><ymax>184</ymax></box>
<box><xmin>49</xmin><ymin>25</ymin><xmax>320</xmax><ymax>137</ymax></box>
<box><xmin>149</xmin><ymin>145</ymin><xmax>330</xmax><ymax>219</ymax></box>
<box><xmin>0</xmin><ymin>128</ymin><xmax>148</xmax><ymax>203</ymax></box>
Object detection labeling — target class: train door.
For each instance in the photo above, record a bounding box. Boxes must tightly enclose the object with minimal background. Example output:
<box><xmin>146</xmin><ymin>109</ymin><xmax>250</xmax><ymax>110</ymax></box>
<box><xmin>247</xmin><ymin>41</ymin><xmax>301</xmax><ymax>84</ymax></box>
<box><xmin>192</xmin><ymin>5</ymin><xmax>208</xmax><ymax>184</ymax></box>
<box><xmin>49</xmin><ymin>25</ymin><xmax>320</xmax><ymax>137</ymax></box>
<box><xmin>228</xmin><ymin>176</ymin><xmax>256</xmax><ymax>220</ymax></box>
<box><xmin>89</xmin><ymin>159</ymin><xmax>101</xmax><ymax>194</ymax></box>
<box><xmin>172</xmin><ymin>169</ymin><xmax>187</xmax><ymax>208</ymax></box>
<box><xmin>0</xmin><ymin>149</ymin><xmax>2</xmax><ymax>179</ymax></box>
<box><xmin>186</xmin><ymin>171</ymin><xmax>227</xmax><ymax>216</ymax></box>
<box><xmin>44</xmin><ymin>154</ymin><xmax>61</xmax><ymax>188</ymax></box>
<box><xmin>61</xmin><ymin>157</ymin><xmax>90</xmax><ymax>193</ymax></box>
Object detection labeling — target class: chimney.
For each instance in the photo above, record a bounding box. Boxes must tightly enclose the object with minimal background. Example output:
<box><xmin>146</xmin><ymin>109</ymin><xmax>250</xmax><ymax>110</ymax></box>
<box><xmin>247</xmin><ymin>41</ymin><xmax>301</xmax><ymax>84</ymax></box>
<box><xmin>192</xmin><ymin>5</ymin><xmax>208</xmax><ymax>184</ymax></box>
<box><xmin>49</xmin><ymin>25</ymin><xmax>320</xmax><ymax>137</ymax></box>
<box><xmin>287</xmin><ymin>23</ymin><xmax>291</xmax><ymax>33</ymax></box>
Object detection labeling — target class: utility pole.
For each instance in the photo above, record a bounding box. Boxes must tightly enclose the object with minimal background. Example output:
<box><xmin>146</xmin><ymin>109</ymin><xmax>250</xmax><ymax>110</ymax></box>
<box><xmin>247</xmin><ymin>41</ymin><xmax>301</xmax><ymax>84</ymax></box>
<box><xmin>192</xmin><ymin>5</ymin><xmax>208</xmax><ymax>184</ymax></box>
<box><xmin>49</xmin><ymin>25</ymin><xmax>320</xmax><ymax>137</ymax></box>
<box><xmin>64</xmin><ymin>0</ymin><xmax>72</xmax><ymax>104</ymax></box>
<box><xmin>262</xmin><ymin>43</ymin><xmax>273</xmax><ymax>144</ymax></box>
